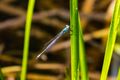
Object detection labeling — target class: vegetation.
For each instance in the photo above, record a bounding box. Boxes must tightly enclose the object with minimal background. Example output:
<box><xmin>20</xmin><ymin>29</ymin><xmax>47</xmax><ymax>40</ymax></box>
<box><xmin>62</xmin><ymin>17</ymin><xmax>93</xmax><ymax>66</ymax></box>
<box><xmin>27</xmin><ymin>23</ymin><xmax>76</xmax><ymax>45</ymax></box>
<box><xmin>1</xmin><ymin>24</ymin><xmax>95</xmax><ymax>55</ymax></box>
<box><xmin>117</xmin><ymin>68</ymin><xmax>120</xmax><ymax>80</ymax></box>
<box><xmin>70</xmin><ymin>0</ymin><xmax>79</xmax><ymax>79</ymax></box>
<box><xmin>100</xmin><ymin>0</ymin><xmax>120</xmax><ymax>79</ymax></box>
<box><xmin>0</xmin><ymin>69</ymin><xmax>4</xmax><ymax>80</ymax></box>
<box><xmin>0</xmin><ymin>0</ymin><xmax>120</xmax><ymax>80</ymax></box>
<box><xmin>78</xmin><ymin>16</ymin><xmax>88</xmax><ymax>80</ymax></box>
<box><xmin>20</xmin><ymin>0</ymin><xmax>35</xmax><ymax>80</ymax></box>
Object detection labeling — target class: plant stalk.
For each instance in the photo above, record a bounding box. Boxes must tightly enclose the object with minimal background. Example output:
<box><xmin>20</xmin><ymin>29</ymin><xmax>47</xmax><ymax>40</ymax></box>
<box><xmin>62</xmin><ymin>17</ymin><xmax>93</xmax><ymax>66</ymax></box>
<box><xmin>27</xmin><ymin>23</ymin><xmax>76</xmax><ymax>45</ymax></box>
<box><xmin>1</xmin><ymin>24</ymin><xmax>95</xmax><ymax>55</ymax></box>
<box><xmin>20</xmin><ymin>0</ymin><xmax>35</xmax><ymax>80</ymax></box>
<box><xmin>70</xmin><ymin>0</ymin><xmax>79</xmax><ymax>79</ymax></box>
<box><xmin>0</xmin><ymin>68</ymin><xmax>4</xmax><ymax>80</ymax></box>
<box><xmin>100</xmin><ymin>0</ymin><xmax>120</xmax><ymax>79</ymax></box>
<box><xmin>78</xmin><ymin>16</ymin><xmax>88</xmax><ymax>80</ymax></box>
<box><xmin>116</xmin><ymin>68</ymin><xmax>120</xmax><ymax>80</ymax></box>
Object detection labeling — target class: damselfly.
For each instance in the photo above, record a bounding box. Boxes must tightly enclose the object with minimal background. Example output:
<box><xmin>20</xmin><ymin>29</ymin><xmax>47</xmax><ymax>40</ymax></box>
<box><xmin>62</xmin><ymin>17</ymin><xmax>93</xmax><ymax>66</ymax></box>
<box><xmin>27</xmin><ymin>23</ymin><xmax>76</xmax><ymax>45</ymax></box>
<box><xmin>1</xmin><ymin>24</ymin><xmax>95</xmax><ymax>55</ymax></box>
<box><xmin>36</xmin><ymin>25</ymin><xmax>70</xmax><ymax>59</ymax></box>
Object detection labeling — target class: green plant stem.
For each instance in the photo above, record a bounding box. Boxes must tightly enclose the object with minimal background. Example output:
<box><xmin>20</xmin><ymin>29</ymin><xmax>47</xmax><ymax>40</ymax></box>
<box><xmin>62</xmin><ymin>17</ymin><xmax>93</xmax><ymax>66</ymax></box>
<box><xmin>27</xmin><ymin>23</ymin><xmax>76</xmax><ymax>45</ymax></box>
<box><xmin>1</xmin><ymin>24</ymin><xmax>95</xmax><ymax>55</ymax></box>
<box><xmin>20</xmin><ymin>0</ymin><xmax>35</xmax><ymax>80</ymax></box>
<box><xmin>70</xmin><ymin>0</ymin><xmax>79</xmax><ymax>80</ymax></box>
<box><xmin>65</xmin><ymin>68</ymin><xmax>71</xmax><ymax>80</ymax></box>
<box><xmin>100</xmin><ymin>0</ymin><xmax>120</xmax><ymax>80</ymax></box>
<box><xmin>0</xmin><ymin>68</ymin><xmax>4</xmax><ymax>80</ymax></box>
<box><xmin>116</xmin><ymin>68</ymin><xmax>120</xmax><ymax>80</ymax></box>
<box><xmin>78</xmin><ymin>16</ymin><xmax>88</xmax><ymax>80</ymax></box>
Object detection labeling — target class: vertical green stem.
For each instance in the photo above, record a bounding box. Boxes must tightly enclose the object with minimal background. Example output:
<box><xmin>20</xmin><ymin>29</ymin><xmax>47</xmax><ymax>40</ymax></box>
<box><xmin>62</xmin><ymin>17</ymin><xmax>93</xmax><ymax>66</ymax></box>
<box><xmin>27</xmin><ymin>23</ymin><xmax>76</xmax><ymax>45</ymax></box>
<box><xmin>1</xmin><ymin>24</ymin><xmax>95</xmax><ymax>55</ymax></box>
<box><xmin>116</xmin><ymin>68</ymin><xmax>120</xmax><ymax>80</ymax></box>
<box><xmin>0</xmin><ymin>68</ymin><xmax>4</xmax><ymax>80</ymax></box>
<box><xmin>78</xmin><ymin>16</ymin><xmax>88</xmax><ymax>80</ymax></box>
<box><xmin>100</xmin><ymin>0</ymin><xmax>120</xmax><ymax>80</ymax></box>
<box><xmin>20</xmin><ymin>0</ymin><xmax>35</xmax><ymax>80</ymax></box>
<box><xmin>70</xmin><ymin>0</ymin><xmax>79</xmax><ymax>80</ymax></box>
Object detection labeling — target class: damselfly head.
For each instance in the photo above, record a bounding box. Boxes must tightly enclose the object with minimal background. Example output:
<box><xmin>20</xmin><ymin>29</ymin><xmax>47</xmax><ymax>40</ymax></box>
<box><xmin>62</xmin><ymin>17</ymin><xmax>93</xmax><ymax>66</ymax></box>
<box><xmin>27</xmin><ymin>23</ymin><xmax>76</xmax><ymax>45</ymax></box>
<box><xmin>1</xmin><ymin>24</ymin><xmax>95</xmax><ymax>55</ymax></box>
<box><xmin>63</xmin><ymin>25</ymin><xmax>70</xmax><ymax>33</ymax></box>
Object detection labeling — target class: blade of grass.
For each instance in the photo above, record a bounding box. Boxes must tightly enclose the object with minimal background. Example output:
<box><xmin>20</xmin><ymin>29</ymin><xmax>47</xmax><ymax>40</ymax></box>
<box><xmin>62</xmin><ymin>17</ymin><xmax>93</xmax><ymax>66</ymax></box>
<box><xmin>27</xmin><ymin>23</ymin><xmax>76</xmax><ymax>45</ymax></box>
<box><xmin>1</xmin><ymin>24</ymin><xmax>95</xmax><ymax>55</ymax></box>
<box><xmin>100</xmin><ymin>0</ymin><xmax>120</xmax><ymax>80</ymax></box>
<box><xmin>78</xmin><ymin>15</ymin><xmax>88</xmax><ymax>80</ymax></box>
<box><xmin>116</xmin><ymin>68</ymin><xmax>120</xmax><ymax>80</ymax></box>
<box><xmin>20</xmin><ymin>0</ymin><xmax>35</xmax><ymax>80</ymax></box>
<box><xmin>65</xmin><ymin>68</ymin><xmax>71</xmax><ymax>80</ymax></box>
<box><xmin>0</xmin><ymin>68</ymin><xmax>4</xmax><ymax>80</ymax></box>
<box><xmin>70</xmin><ymin>0</ymin><xmax>79</xmax><ymax>79</ymax></box>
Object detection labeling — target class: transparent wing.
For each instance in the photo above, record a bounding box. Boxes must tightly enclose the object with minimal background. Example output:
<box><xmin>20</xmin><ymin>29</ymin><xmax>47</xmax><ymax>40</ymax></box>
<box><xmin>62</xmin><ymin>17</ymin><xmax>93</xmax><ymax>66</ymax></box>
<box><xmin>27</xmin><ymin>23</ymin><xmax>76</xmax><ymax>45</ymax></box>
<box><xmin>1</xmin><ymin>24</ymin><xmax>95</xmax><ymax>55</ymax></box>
<box><xmin>36</xmin><ymin>25</ymin><xmax>70</xmax><ymax>59</ymax></box>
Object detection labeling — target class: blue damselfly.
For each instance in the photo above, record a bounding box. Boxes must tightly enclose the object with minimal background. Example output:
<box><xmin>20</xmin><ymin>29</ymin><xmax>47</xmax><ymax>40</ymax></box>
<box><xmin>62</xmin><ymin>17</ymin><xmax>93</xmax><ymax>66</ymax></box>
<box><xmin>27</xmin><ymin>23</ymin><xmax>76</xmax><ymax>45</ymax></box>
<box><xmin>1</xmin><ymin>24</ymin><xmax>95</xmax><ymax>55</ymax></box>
<box><xmin>36</xmin><ymin>25</ymin><xmax>70</xmax><ymax>59</ymax></box>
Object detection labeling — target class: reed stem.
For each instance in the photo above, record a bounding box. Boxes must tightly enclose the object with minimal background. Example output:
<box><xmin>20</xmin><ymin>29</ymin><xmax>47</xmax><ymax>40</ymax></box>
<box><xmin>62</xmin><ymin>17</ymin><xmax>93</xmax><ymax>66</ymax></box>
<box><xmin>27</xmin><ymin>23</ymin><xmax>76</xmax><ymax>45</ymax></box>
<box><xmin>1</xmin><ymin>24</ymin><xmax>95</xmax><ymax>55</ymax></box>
<box><xmin>0</xmin><ymin>68</ymin><xmax>4</xmax><ymax>80</ymax></box>
<box><xmin>78</xmin><ymin>16</ymin><xmax>88</xmax><ymax>80</ymax></box>
<box><xmin>70</xmin><ymin>0</ymin><xmax>79</xmax><ymax>79</ymax></box>
<box><xmin>100</xmin><ymin>0</ymin><xmax>120</xmax><ymax>79</ymax></box>
<box><xmin>116</xmin><ymin>68</ymin><xmax>120</xmax><ymax>80</ymax></box>
<box><xmin>20</xmin><ymin>0</ymin><xmax>35</xmax><ymax>80</ymax></box>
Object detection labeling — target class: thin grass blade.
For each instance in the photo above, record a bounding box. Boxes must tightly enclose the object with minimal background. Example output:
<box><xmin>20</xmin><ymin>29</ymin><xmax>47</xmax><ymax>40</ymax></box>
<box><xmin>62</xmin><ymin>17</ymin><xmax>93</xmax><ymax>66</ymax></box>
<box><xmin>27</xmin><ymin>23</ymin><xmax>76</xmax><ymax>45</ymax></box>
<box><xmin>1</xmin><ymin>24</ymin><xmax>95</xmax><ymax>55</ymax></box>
<box><xmin>0</xmin><ymin>68</ymin><xmax>4</xmax><ymax>80</ymax></box>
<box><xmin>20</xmin><ymin>0</ymin><xmax>35</xmax><ymax>80</ymax></box>
<box><xmin>100</xmin><ymin>0</ymin><xmax>120</xmax><ymax>79</ymax></box>
<box><xmin>116</xmin><ymin>68</ymin><xmax>120</xmax><ymax>80</ymax></box>
<box><xmin>78</xmin><ymin>15</ymin><xmax>89</xmax><ymax>80</ymax></box>
<box><xmin>70</xmin><ymin>0</ymin><xmax>80</xmax><ymax>79</ymax></box>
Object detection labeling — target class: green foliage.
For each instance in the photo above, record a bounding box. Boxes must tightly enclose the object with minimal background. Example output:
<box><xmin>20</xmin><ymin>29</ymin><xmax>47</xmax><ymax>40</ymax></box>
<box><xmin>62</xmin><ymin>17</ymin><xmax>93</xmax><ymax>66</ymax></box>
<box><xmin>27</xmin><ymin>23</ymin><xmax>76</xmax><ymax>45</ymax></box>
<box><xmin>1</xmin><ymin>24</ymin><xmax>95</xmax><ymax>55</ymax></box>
<box><xmin>0</xmin><ymin>69</ymin><xmax>4</xmax><ymax>80</ymax></box>
<box><xmin>116</xmin><ymin>68</ymin><xmax>120</xmax><ymax>80</ymax></box>
<box><xmin>100</xmin><ymin>0</ymin><xmax>120</xmax><ymax>80</ymax></box>
<box><xmin>70</xmin><ymin>0</ymin><xmax>80</xmax><ymax>79</ymax></box>
<box><xmin>78</xmin><ymin>16</ymin><xmax>88</xmax><ymax>80</ymax></box>
<box><xmin>114</xmin><ymin>16</ymin><xmax>120</xmax><ymax>56</ymax></box>
<box><xmin>65</xmin><ymin>68</ymin><xmax>71</xmax><ymax>80</ymax></box>
<box><xmin>20</xmin><ymin>0</ymin><xmax>35</xmax><ymax>80</ymax></box>
<box><xmin>70</xmin><ymin>0</ymin><xmax>88</xmax><ymax>79</ymax></box>
<box><xmin>20</xmin><ymin>0</ymin><xmax>120</xmax><ymax>80</ymax></box>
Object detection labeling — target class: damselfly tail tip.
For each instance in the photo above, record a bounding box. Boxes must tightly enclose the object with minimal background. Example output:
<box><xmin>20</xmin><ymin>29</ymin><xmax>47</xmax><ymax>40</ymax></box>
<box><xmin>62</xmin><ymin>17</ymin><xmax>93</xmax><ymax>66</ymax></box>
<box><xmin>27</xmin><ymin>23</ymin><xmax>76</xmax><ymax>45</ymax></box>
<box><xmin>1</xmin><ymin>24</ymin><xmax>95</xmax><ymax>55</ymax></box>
<box><xmin>35</xmin><ymin>52</ymin><xmax>43</xmax><ymax>60</ymax></box>
<box><xmin>36</xmin><ymin>54</ymin><xmax>41</xmax><ymax>60</ymax></box>
<box><xmin>35</xmin><ymin>56</ymin><xmax>39</xmax><ymax>60</ymax></box>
